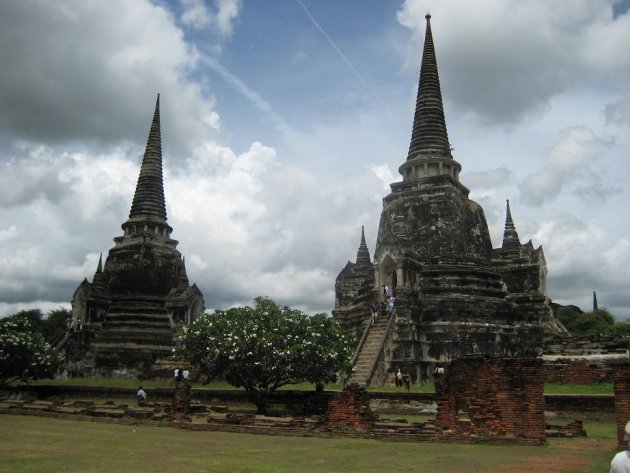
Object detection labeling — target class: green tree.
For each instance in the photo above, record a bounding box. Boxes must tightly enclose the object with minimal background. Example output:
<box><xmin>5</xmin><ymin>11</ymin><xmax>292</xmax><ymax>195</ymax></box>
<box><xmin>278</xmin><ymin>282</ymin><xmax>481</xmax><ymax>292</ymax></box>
<box><xmin>0</xmin><ymin>315</ymin><xmax>63</xmax><ymax>386</ymax></box>
<box><xmin>556</xmin><ymin>306</ymin><xmax>616</xmax><ymax>337</ymax></box>
<box><xmin>11</xmin><ymin>309</ymin><xmax>45</xmax><ymax>332</ymax></box>
<box><xmin>177</xmin><ymin>297</ymin><xmax>353</xmax><ymax>414</ymax></box>
<box><xmin>43</xmin><ymin>308</ymin><xmax>72</xmax><ymax>344</ymax></box>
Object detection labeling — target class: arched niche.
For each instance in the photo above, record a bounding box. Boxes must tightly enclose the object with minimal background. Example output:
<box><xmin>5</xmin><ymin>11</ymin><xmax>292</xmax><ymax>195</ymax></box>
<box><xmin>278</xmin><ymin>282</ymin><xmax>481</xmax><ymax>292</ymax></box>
<box><xmin>379</xmin><ymin>254</ymin><xmax>398</xmax><ymax>298</ymax></box>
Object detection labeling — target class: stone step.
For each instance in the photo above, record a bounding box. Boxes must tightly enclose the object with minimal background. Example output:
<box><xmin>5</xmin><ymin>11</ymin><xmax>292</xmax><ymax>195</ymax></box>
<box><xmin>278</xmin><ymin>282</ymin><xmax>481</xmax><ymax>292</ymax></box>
<box><xmin>91</xmin><ymin>342</ymin><xmax>174</xmax><ymax>355</ymax></box>
<box><xmin>105</xmin><ymin>312</ymin><xmax>169</xmax><ymax>322</ymax></box>
<box><xmin>95</xmin><ymin>332</ymin><xmax>174</xmax><ymax>345</ymax></box>
<box><xmin>103</xmin><ymin>320</ymin><xmax>171</xmax><ymax>330</ymax></box>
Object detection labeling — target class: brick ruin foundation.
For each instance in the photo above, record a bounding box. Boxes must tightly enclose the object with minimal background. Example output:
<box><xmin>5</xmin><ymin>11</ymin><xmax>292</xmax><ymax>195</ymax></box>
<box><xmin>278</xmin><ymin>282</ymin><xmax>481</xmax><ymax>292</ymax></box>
<box><xmin>434</xmin><ymin>356</ymin><xmax>546</xmax><ymax>444</ymax></box>
<box><xmin>544</xmin><ymin>336</ymin><xmax>629</xmax><ymax>384</ymax></box>
<box><xmin>324</xmin><ymin>384</ymin><xmax>376</xmax><ymax>430</ymax></box>
<box><xmin>170</xmin><ymin>381</ymin><xmax>192</xmax><ymax>422</ymax></box>
<box><xmin>613</xmin><ymin>363</ymin><xmax>630</xmax><ymax>448</ymax></box>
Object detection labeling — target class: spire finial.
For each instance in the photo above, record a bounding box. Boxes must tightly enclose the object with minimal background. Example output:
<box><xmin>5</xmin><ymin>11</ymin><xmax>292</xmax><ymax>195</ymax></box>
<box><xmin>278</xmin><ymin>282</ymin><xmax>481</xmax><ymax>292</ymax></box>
<box><xmin>96</xmin><ymin>253</ymin><xmax>103</xmax><ymax>273</ymax></box>
<box><xmin>128</xmin><ymin>95</ymin><xmax>167</xmax><ymax>222</ymax></box>
<box><xmin>593</xmin><ymin>291</ymin><xmax>598</xmax><ymax>311</ymax></box>
<box><xmin>506</xmin><ymin>199</ymin><xmax>514</xmax><ymax>228</ymax></box>
<box><xmin>407</xmin><ymin>13</ymin><xmax>451</xmax><ymax>160</ymax></box>
<box><xmin>501</xmin><ymin>199</ymin><xmax>521</xmax><ymax>256</ymax></box>
<box><xmin>356</xmin><ymin>226</ymin><xmax>371</xmax><ymax>266</ymax></box>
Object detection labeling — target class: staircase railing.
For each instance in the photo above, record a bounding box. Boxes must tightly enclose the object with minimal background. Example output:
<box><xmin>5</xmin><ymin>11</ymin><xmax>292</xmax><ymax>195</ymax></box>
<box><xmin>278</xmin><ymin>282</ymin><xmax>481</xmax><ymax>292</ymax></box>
<box><xmin>350</xmin><ymin>317</ymin><xmax>372</xmax><ymax>368</ymax></box>
<box><xmin>363</xmin><ymin>309</ymin><xmax>397</xmax><ymax>387</ymax></box>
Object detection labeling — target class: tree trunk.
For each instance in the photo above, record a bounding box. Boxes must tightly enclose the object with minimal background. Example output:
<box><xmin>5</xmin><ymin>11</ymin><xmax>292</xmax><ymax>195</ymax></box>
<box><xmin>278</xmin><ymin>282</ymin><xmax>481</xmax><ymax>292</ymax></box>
<box><xmin>246</xmin><ymin>389</ymin><xmax>269</xmax><ymax>416</ymax></box>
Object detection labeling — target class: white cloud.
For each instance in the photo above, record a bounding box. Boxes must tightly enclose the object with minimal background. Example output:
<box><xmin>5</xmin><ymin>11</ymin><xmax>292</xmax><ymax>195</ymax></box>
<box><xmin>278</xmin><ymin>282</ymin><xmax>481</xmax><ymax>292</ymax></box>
<box><xmin>0</xmin><ymin>0</ymin><xmax>217</xmax><ymax>158</ymax></box>
<box><xmin>518</xmin><ymin>126</ymin><xmax>613</xmax><ymax>206</ymax></box>
<box><xmin>214</xmin><ymin>0</ymin><xmax>242</xmax><ymax>37</ymax></box>
<box><xmin>180</xmin><ymin>0</ymin><xmax>242</xmax><ymax>37</ymax></box>
<box><xmin>605</xmin><ymin>96</ymin><xmax>630</xmax><ymax>125</ymax></box>
<box><xmin>180</xmin><ymin>0</ymin><xmax>213</xmax><ymax>29</ymax></box>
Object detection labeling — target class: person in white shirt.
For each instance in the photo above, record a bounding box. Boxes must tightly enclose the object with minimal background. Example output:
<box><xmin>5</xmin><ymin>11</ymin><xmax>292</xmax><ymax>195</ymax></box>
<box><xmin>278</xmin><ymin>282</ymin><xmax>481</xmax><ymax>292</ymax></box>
<box><xmin>136</xmin><ymin>386</ymin><xmax>147</xmax><ymax>405</ymax></box>
<box><xmin>611</xmin><ymin>421</ymin><xmax>630</xmax><ymax>473</ymax></box>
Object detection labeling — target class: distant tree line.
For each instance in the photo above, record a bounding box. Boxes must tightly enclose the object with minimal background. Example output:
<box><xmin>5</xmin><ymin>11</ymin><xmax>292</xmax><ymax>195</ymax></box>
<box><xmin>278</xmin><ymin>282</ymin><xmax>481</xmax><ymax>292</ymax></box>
<box><xmin>553</xmin><ymin>304</ymin><xmax>630</xmax><ymax>337</ymax></box>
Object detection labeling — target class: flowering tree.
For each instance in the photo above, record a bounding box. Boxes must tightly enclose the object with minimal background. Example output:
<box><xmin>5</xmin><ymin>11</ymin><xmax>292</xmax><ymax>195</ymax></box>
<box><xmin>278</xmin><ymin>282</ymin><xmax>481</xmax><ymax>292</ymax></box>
<box><xmin>177</xmin><ymin>297</ymin><xmax>353</xmax><ymax>414</ymax></box>
<box><xmin>0</xmin><ymin>315</ymin><xmax>63</xmax><ymax>387</ymax></box>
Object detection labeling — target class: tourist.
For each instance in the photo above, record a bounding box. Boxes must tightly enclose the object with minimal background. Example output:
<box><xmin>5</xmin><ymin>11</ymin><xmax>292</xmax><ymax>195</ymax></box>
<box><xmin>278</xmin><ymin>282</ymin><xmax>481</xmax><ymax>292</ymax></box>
<box><xmin>382</xmin><ymin>284</ymin><xmax>391</xmax><ymax>299</ymax></box>
<box><xmin>182</xmin><ymin>368</ymin><xmax>190</xmax><ymax>382</ymax></box>
<box><xmin>137</xmin><ymin>386</ymin><xmax>147</xmax><ymax>405</ymax></box>
<box><xmin>76</xmin><ymin>318</ymin><xmax>82</xmax><ymax>331</ymax></box>
<box><xmin>176</xmin><ymin>367</ymin><xmax>184</xmax><ymax>383</ymax></box>
<box><xmin>173</xmin><ymin>368</ymin><xmax>180</xmax><ymax>383</ymax></box>
<box><xmin>379</xmin><ymin>301</ymin><xmax>387</xmax><ymax>317</ymax></box>
<box><xmin>611</xmin><ymin>421</ymin><xmax>630</xmax><ymax>473</ymax></box>
<box><xmin>402</xmin><ymin>369</ymin><xmax>411</xmax><ymax>392</ymax></box>
<box><xmin>395</xmin><ymin>368</ymin><xmax>403</xmax><ymax>390</ymax></box>
<box><xmin>387</xmin><ymin>297</ymin><xmax>396</xmax><ymax>316</ymax></box>
<box><xmin>370</xmin><ymin>301</ymin><xmax>379</xmax><ymax>325</ymax></box>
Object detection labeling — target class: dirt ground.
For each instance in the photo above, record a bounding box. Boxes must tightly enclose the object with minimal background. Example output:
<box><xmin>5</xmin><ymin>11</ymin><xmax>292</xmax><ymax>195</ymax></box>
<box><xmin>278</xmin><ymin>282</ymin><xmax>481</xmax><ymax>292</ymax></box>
<box><xmin>489</xmin><ymin>438</ymin><xmax>616</xmax><ymax>473</ymax></box>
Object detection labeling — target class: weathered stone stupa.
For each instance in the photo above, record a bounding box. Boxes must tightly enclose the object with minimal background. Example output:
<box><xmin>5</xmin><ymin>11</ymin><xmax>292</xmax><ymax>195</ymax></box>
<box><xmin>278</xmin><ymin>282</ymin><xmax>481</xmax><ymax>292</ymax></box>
<box><xmin>66</xmin><ymin>96</ymin><xmax>205</xmax><ymax>375</ymax></box>
<box><xmin>333</xmin><ymin>15</ymin><xmax>566</xmax><ymax>386</ymax></box>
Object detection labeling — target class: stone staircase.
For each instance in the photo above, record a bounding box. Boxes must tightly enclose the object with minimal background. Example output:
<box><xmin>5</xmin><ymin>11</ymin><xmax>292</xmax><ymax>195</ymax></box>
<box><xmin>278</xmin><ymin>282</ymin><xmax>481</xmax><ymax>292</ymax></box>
<box><xmin>90</xmin><ymin>297</ymin><xmax>175</xmax><ymax>369</ymax></box>
<box><xmin>346</xmin><ymin>313</ymin><xmax>392</xmax><ymax>387</ymax></box>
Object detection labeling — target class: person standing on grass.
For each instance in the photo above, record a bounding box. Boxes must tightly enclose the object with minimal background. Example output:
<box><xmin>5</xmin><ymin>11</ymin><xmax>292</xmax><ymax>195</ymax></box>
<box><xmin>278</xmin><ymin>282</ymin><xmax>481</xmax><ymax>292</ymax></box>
<box><xmin>611</xmin><ymin>421</ymin><xmax>630</xmax><ymax>473</ymax></box>
<box><xmin>395</xmin><ymin>368</ymin><xmax>402</xmax><ymax>390</ymax></box>
<box><xmin>402</xmin><ymin>369</ymin><xmax>411</xmax><ymax>392</ymax></box>
<box><xmin>136</xmin><ymin>386</ymin><xmax>147</xmax><ymax>406</ymax></box>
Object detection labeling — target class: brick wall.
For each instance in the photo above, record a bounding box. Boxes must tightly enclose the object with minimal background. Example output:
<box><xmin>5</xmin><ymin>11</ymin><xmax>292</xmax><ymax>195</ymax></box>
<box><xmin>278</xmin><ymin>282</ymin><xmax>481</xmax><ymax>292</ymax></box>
<box><xmin>324</xmin><ymin>385</ymin><xmax>375</xmax><ymax>430</ymax></box>
<box><xmin>435</xmin><ymin>357</ymin><xmax>545</xmax><ymax>443</ymax></box>
<box><xmin>544</xmin><ymin>360</ymin><xmax>612</xmax><ymax>384</ymax></box>
<box><xmin>170</xmin><ymin>382</ymin><xmax>191</xmax><ymax>422</ymax></box>
<box><xmin>613</xmin><ymin>363</ymin><xmax>630</xmax><ymax>448</ymax></box>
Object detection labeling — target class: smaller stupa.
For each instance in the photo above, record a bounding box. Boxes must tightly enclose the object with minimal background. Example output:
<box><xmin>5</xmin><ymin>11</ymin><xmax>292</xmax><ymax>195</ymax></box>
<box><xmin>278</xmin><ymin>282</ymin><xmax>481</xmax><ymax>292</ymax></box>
<box><xmin>66</xmin><ymin>96</ymin><xmax>205</xmax><ymax>376</ymax></box>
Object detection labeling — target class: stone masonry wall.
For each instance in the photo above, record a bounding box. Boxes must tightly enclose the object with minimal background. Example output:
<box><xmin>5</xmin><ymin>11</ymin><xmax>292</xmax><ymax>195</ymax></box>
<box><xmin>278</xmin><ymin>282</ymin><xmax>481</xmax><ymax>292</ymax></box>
<box><xmin>435</xmin><ymin>357</ymin><xmax>545</xmax><ymax>443</ymax></box>
<box><xmin>613</xmin><ymin>363</ymin><xmax>630</xmax><ymax>448</ymax></box>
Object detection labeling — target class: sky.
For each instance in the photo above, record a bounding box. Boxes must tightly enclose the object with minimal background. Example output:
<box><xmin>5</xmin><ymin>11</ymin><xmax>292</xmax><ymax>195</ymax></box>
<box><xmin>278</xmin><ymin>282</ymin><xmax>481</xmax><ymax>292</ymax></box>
<box><xmin>0</xmin><ymin>0</ymin><xmax>629</xmax><ymax>320</ymax></box>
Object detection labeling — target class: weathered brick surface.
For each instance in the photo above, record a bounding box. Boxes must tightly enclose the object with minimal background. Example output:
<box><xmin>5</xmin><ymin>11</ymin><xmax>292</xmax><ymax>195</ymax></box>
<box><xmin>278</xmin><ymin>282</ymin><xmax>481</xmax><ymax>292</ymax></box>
<box><xmin>544</xmin><ymin>360</ymin><xmax>611</xmax><ymax>384</ymax></box>
<box><xmin>613</xmin><ymin>363</ymin><xmax>630</xmax><ymax>448</ymax></box>
<box><xmin>170</xmin><ymin>382</ymin><xmax>191</xmax><ymax>422</ymax></box>
<box><xmin>324</xmin><ymin>386</ymin><xmax>375</xmax><ymax>430</ymax></box>
<box><xmin>435</xmin><ymin>357</ymin><xmax>545</xmax><ymax>443</ymax></box>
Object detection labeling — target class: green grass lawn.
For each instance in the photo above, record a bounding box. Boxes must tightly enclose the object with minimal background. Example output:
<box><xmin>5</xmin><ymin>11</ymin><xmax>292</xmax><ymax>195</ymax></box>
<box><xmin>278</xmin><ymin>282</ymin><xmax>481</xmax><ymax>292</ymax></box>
<box><xmin>543</xmin><ymin>383</ymin><xmax>613</xmax><ymax>395</ymax></box>
<box><xmin>0</xmin><ymin>415</ymin><xmax>619</xmax><ymax>473</ymax></box>
<box><xmin>30</xmin><ymin>377</ymin><xmax>614</xmax><ymax>395</ymax></box>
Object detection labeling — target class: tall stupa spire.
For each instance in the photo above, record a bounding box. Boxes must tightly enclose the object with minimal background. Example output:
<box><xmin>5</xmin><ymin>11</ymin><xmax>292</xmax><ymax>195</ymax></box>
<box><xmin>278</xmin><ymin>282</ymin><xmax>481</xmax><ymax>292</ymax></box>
<box><xmin>407</xmin><ymin>14</ymin><xmax>451</xmax><ymax>160</ymax></box>
<box><xmin>399</xmin><ymin>15</ymin><xmax>460</xmax><ymax>183</ymax></box>
<box><xmin>501</xmin><ymin>199</ymin><xmax>521</xmax><ymax>255</ymax></box>
<box><xmin>128</xmin><ymin>94</ymin><xmax>167</xmax><ymax>222</ymax></box>
<box><xmin>356</xmin><ymin>226</ymin><xmax>371</xmax><ymax>266</ymax></box>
